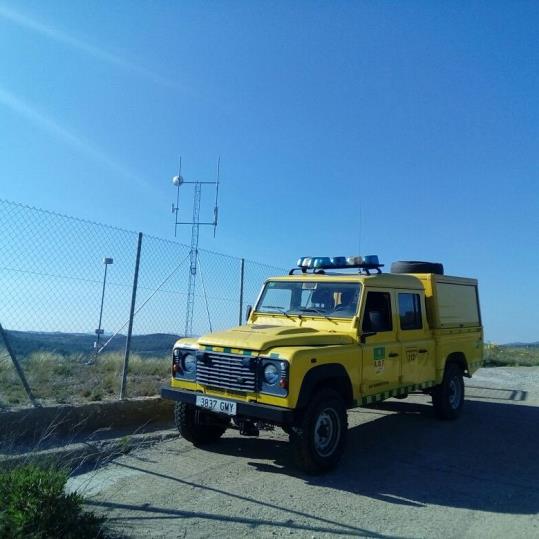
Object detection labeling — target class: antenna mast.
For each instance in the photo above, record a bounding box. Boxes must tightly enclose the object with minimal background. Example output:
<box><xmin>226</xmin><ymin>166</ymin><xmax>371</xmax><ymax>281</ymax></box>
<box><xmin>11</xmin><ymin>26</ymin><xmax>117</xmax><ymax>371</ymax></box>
<box><xmin>171</xmin><ymin>158</ymin><xmax>220</xmax><ymax>337</ymax></box>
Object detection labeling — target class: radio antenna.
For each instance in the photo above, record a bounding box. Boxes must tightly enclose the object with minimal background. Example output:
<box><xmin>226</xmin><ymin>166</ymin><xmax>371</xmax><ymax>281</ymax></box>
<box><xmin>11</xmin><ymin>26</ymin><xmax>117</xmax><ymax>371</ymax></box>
<box><xmin>171</xmin><ymin>156</ymin><xmax>182</xmax><ymax>237</ymax></box>
<box><xmin>358</xmin><ymin>199</ymin><xmax>362</xmax><ymax>255</ymax></box>
<box><xmin>170</xmin><ymin>158</ymin><xmax>220</xmax><ymax>337</ymax></box>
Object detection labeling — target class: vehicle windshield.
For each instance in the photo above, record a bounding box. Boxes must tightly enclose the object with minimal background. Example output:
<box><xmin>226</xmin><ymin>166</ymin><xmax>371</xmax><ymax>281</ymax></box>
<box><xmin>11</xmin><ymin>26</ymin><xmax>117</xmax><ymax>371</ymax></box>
<box><xmin>256</xmin><ymin>281</ymin><xmax>361</xmax><ymax>319</ymax></box>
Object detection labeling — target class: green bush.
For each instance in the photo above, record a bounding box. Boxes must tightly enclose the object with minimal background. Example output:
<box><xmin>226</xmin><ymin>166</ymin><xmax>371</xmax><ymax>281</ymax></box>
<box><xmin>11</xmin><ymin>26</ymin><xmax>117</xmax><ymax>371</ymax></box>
<box><xmin>0</xmin><ymin>464</ymin><xmax>106</xmax><ymax>539</ymax></box>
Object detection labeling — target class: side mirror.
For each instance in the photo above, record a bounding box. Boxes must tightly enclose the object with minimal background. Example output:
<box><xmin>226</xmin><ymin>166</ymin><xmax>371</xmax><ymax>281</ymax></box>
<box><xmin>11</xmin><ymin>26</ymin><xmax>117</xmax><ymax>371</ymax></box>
<box><xmin>360</xmin><ymin>332</ymin><xmax>376</xmax><ymax>344</ymax></box>
<box><xmin>245</xmin><ymin>305</ymin><xmax>252</xmax><ymax>322</ymax></box>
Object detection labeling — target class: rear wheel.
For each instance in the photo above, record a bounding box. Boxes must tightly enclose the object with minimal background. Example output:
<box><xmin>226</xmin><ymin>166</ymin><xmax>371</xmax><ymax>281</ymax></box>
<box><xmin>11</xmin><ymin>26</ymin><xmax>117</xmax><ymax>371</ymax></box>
<box><xmin>289</xmin><ymin>389</ymin><xmax>347</xmax><ymax>474</ymax></box>
<box><xmin>174</xmin><ymin>402</ymin><xmax>228</xmax><ymax>445</ymax></box>
<box><xmin>432</xmin><ymin>363</ymin><xmax>464</xmax><ymax>420</ymax></box>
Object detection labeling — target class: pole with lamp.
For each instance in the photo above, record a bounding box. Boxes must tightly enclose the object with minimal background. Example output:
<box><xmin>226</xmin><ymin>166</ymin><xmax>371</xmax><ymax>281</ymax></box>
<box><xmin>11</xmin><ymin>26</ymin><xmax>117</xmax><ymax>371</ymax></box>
<box><xmin>94</xmin><ymin>257</ymin><xmax>113</xmax><ymax>358</ymax></box>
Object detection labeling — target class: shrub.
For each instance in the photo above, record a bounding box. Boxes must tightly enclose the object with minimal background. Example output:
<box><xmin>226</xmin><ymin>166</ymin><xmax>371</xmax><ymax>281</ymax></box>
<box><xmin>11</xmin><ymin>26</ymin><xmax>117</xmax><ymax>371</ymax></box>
<box><xmin>0</xmin><ymin>464</ymin><xmax>106</xmax><ymax>538</ymax></box>
<box><xmin>484</xmin><ymin>344</ymin><xmax>539</xmax><ymax>367</ymax></box>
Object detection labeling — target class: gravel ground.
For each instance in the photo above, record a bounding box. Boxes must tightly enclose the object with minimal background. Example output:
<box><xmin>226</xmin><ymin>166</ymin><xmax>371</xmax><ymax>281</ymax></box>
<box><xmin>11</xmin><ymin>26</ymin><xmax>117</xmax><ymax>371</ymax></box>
<box><xmin>468</xmin><ymin>366</ymin><xmax>539</xmax><ymax>396</ymax></box>
<box><xmin>68</xmin><ymin>367</ymin><xmax>539</xmax><ymax>538</ymax></box>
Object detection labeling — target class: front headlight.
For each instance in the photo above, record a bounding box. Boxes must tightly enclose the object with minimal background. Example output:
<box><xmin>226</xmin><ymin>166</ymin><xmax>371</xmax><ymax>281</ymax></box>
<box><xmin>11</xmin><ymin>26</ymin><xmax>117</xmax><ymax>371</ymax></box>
<box><xmin>182</xmin><ymin>353</ymin><xmax>197</xmax><ymax>373</ymax></box>
<box><xmin>263</xmin><ymin>363</ymin><xmax>280</xmax><ymax>385</ymax></box>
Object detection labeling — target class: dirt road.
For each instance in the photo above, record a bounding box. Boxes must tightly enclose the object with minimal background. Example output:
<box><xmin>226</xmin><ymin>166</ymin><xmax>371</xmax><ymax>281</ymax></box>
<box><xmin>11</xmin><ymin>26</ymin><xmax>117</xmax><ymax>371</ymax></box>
<box><xmin>69</xmin><ymin>367</ymin><xmax>539</xmax><ymax>538</ymax></box>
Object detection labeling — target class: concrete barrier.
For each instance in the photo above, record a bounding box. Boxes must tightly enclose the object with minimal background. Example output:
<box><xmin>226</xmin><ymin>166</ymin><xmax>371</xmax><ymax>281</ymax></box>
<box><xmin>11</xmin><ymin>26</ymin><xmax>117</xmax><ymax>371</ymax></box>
<box><xmin>0</xmin><ymin>397</ymin><xmax>174</xmax><ymax>446</ymax></box>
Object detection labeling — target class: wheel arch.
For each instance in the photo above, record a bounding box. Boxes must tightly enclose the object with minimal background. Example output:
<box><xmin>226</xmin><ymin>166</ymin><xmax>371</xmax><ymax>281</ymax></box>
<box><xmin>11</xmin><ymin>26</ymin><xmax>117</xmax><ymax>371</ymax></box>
<box><xmin>445</xmin><ymin>352</ymin><xmax>469</xmax><ymax>377</ymax></box>
<box><xmin>296</xmin><ymin>363</ymin><xmax>354</xmax><ymax>410</ymax></box>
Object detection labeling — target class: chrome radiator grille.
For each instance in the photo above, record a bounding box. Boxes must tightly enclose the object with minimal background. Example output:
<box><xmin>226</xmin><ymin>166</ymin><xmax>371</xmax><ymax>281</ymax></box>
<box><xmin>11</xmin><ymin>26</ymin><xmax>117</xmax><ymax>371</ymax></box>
<box><xmin>196</xmin><ymin>353</ymin><xmax>257</xmax><ymax>392</ymax></box>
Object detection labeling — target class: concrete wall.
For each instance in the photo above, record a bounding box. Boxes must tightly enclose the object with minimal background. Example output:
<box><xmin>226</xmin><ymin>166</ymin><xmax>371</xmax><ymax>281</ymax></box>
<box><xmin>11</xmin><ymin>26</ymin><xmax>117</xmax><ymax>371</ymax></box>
<box><xmin>0</xmin><ymin>397</ymin><xmax>174</xmax><ymax>446</ymax></box>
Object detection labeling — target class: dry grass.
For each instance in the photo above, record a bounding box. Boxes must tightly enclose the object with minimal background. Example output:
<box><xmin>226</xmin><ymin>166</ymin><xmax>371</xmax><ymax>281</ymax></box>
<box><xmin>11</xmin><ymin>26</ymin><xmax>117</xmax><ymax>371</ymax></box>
<box><xmin>0</xmin><ymin>352</ymin><xmax>169</xmax><ymax>409</ymax></box>
<box><xmin>2</xmin><ymin>343</ymin><xmax>537</xmax><ymax>409</ymax></box>
<box><xmin>484</xmin><ymin>344</ymin><xmax>539</xmax><ymax>367</ymax></box>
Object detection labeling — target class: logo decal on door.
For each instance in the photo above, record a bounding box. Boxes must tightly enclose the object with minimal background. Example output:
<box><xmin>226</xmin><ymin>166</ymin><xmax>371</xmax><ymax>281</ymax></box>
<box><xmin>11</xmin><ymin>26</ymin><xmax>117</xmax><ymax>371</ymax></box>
<box><xmin>373</xmin><ymin>347</ymin><xmax>385</xmax><ymax>374</ymax></box>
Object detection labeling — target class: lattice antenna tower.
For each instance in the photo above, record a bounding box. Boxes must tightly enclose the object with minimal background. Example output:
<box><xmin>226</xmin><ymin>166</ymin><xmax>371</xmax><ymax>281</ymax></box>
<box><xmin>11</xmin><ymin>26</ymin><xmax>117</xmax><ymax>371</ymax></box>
<box><xmin>172</xmin><ymin>157</ymin><xmax>220</xmax><ymax>337</ymax></box>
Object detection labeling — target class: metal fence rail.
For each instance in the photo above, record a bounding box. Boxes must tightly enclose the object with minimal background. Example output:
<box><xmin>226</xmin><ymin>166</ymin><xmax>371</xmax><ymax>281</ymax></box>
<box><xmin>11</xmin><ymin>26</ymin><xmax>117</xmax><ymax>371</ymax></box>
<box><xmin>0</xmin><ymin>199</ymin><xmax>284</xmax><ymax>408</ymax></box>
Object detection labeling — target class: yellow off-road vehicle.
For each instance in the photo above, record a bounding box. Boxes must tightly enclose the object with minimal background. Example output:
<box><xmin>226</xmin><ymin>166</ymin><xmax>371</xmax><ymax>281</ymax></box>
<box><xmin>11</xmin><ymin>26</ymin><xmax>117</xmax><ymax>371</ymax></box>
<box><xmin>161</xmin><ymin>256</ymin><xmax>483</xmax><ymax>473</ymax></box>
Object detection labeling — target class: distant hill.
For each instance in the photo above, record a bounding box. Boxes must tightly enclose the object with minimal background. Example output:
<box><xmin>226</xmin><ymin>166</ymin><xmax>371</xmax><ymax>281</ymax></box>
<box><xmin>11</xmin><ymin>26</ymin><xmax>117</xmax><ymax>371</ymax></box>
<box><xmin>3</xmin><ymin>330</ymin><xmax>181</xmax><ymax>358</ymax></box>
<box><xmin>3</xmin><ymin>330</ymin><xmax>538</xmax><ymax>360</ymax></box>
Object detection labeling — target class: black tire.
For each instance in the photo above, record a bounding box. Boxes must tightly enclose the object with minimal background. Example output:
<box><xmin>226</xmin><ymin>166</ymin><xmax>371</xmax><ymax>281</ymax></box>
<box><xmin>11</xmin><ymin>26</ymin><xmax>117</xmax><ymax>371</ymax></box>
<box><xmin>174</xmin><ymin>402</ymin><xmax>227</xmax><ymax>446</ymax></box>
<box><xmin>391</xmin><ymin>261</ymin><xmax>444</xmax><ymax>275</ymax></box>
<box><xmin>289</xmin><ymin>389</ymin><xmax>347</xmax><ymax>474</ymax></box>
<box><xmin>431</xmin><ymin>363</ymin><xmax>464</xmax><ymax>420</ymax></box>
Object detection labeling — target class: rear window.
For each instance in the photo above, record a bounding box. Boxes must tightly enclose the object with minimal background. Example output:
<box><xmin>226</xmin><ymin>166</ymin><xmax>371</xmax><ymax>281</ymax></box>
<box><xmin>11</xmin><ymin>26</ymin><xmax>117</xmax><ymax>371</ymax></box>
<box><xmin>436</xmin><ymin>283</ymin><xmax>480</xmax><ymax>327</ymax></box>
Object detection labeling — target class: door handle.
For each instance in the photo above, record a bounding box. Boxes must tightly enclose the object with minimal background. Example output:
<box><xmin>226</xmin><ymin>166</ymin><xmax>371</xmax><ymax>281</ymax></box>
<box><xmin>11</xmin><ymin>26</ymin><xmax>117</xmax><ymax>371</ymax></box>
<box><xmin>388</xmin><ymin>352</ymin><xmax>399</xmax><ymax>358</ymax></box>
<box><xmin>418</xmin><ymin>349</ymin><xmax>428</xmax><ymax>353</ymax></box>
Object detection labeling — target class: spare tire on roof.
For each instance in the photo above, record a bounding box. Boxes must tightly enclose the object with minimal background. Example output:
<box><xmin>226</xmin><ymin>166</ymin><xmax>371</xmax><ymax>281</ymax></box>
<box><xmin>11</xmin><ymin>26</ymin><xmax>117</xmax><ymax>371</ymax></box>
<box><xmin>391</xmin><ymin>261</ymin><xmax>444</xmax><ymax>275</ymax></box>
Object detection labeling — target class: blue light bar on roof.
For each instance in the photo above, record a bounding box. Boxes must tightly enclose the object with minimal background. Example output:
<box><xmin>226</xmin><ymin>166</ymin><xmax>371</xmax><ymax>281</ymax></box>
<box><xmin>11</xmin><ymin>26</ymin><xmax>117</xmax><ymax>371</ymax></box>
<box><xmin>297</xmin><ymin>255</ymin><xmax>381</xmax><ymax>270</ymax></box>
<box><xmin>346</xmin><ymin>256</ymin><xmax>363</xmax><ymax>266</ymax></box>
<box><xmin>331</xmin><ymin>257</ymin><xmax>346</xmax><ymax>266</ymax></box>
<box><xmin>364</xmin><ymin>255</ymin><xmax>380</xmax><ymax>265</ymax></box>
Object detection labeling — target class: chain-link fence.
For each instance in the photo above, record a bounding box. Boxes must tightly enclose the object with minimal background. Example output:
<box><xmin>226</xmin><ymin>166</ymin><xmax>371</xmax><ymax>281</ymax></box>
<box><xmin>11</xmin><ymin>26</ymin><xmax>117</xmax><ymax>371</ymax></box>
<box><xmin>0</xmin><ymin>199</ymin><xmax>284</xmax><ymax>409</ymax></box>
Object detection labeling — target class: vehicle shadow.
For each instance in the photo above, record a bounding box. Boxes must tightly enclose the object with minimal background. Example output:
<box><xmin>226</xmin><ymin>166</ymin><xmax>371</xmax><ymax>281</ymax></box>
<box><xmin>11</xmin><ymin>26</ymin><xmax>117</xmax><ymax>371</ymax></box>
<box><xmin>211</xmin><ymin>398</ymin><xmax>539</xmax><ymax>515</ymax></box>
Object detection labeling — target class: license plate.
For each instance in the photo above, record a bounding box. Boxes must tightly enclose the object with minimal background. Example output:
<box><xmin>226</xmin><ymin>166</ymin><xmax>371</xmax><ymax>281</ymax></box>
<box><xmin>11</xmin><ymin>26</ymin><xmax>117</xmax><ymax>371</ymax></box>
<box><xmin>195</xmin><ymin>395</ymin><xmax>237</xmax><ymax>416</ymax></box>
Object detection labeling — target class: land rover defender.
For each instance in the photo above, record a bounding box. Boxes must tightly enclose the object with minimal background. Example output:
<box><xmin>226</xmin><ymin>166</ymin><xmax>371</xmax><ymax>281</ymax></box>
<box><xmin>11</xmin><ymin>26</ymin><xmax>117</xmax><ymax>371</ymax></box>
<box><xmin>161</xmin><ymin>256</ymin><xmax>483</xmax><ymax>473</ymax></box>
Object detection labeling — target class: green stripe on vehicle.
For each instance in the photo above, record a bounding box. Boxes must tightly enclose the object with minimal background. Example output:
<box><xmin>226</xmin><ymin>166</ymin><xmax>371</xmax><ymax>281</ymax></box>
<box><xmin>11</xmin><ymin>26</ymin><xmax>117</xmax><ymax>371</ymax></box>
<box><xmin>360</xmin><ymin>380</ymin><xmax>436</xmax><ymax>406</ymax></box>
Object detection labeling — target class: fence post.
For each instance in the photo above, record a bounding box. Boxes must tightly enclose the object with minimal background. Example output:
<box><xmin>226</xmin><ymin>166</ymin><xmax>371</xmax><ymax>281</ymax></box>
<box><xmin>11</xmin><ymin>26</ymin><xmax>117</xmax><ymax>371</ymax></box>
<box><xmin>238</xmin><ymin>258</ymin><xmax>245</xmax><ymax>325</ymax></box>
<box><xmin>120</xmin><ymin>232</ymin><xmax>143</xmax><ymax>400</ymax></box>
<box><xmin>0</xmin><ymin>322</ymin><xmax>39</xmax><ymax>407</ymax></box>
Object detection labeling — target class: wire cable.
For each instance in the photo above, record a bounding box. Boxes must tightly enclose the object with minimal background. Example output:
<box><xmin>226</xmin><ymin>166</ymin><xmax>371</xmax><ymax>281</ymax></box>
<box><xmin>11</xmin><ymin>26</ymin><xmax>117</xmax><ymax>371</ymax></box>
<box><xmin>196</xmin><ymin>253</ymin><xmax>213</xmax><ymax>333</ymax></box>
<box><xmin>96</xmin><ymin>253</ymin><xmax>191</xmax><ymax>354</ymax></box>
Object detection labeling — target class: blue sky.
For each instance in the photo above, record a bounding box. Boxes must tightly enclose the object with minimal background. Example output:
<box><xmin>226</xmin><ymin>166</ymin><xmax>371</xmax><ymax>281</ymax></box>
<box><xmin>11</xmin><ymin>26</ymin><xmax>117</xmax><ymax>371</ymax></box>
<box><xmin>0</xmin><ymin>1</ymin><xmax>538</xmax><ymax>343</ymax></box>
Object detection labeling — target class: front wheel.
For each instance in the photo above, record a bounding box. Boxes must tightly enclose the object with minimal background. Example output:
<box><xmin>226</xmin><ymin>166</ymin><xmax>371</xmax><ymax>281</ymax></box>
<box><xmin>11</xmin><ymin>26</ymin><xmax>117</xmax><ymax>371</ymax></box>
<box><xmin>289</xmin><ymin>389</ymin><xmax>347</xmax><ymax>474</ymax></box>
<box><xmin>431</xmin><ymin>363</ymin><xmax>464</xmax><ymax>420</ymax></box>
<box><xmin>174</xmin><ymin>402</ymin><xmax>228</xmax><ymax>446</ymax></box>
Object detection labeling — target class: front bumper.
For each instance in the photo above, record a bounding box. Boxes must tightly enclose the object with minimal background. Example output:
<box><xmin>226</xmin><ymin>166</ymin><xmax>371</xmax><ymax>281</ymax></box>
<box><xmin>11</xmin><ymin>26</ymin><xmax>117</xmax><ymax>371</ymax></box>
<box><xmin>161</xmin><ymin>386</ymin><xmax>295</xmax><ymax>425</ymax></box>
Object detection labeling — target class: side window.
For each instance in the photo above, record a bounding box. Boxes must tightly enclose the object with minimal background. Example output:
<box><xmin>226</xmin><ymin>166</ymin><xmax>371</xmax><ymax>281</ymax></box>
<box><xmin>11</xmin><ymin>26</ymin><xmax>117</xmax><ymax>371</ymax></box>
<box><xmin>362</xmin><ymin>292</ymin><xmax>393</xmax><ymax>332</ymax></box>
<box><xmin>398</xmin><ymin>293</ymin><xmax>423</xmax><ymax>330</ymax></box>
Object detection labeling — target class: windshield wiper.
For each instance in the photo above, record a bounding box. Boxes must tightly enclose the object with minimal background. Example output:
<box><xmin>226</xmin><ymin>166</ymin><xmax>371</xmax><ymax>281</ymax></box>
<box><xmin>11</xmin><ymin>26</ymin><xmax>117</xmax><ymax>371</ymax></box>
<box><xmin>297</xmin><ymin>307</ymin><xmax>337</xmax><ymax>324</ymax></box>
<box><xmin>260</xmin><ymin>306</ymin><xmax>295</xmax><ymax>321</ymax></box>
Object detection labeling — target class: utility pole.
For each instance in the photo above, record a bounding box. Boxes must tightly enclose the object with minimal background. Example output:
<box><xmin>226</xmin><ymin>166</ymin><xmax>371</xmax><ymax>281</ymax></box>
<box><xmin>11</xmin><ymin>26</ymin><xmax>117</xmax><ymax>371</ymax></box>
<box><xmin>171</xmin><ymin>158</ymin><xmax>220</xmax><ymax>337</ymax></box>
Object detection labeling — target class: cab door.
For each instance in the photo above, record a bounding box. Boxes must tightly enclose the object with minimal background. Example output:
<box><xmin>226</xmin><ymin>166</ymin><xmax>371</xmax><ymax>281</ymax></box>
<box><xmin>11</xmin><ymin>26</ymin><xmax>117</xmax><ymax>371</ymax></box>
<box><xmin>360</xmin><ymin>289</ymin><xmax>401</xmax><ymax>395</ymax></box>
<box><xmin>396</xmin><ymin>291</ymin><xmax>435</xmax><ymax>386</ymax></box>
